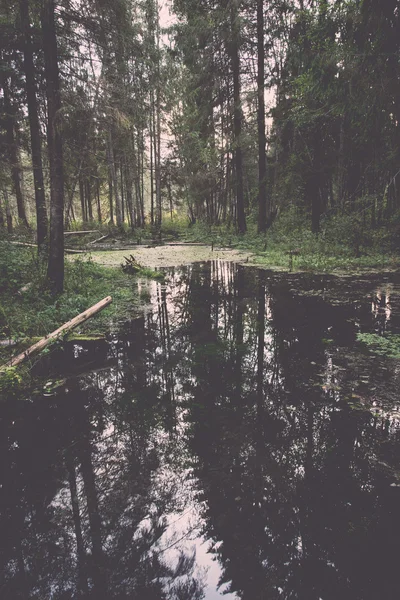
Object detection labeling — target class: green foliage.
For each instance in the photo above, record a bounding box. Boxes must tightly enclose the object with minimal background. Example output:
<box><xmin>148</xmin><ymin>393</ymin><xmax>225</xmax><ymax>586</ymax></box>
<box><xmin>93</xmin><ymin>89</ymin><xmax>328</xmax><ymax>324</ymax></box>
<box><xmin>0</xmin><ymin>366</ymin><xmax>23</xmax><ymax>395</ymax></box>
<box><xmin>171</xmin><ymin>209</ymin><xmax>399</xmax><ymax>273</ymax></box>
<box><xmin>357</xmin><ymin>333</ymin><xmax>400</xmax><ymax>359</ymax></box>
<box><xmin>0</xmin><ymin>243</ymin><xmax>144</xmax><ymax>352</ymax></box>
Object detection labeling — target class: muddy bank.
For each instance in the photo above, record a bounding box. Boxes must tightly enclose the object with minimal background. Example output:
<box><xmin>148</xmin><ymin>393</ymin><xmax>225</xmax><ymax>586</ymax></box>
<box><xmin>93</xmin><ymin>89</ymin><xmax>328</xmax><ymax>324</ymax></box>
<box><xmin>80</xmin><ymin>244</ymin><xmax>251</xmax><ymax>268</ymax></box>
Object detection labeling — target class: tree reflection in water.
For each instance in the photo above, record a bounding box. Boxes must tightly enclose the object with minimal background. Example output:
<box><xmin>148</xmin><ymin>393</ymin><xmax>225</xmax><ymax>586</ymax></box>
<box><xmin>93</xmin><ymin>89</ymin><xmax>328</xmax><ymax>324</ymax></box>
<box><xmin>1</xmin><ymin>261</ymin><xmax>400</xmax><ymax>600</ymax></box>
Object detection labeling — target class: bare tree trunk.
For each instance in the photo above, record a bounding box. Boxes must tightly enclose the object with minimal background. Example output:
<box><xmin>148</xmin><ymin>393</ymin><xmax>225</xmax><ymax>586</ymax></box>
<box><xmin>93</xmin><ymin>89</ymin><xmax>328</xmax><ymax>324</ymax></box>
<box><xmin>119</xmin><ymin>162</ymin><xmax>125</xmax><ymax>224</ymax></box>
<box><xmin>20</xmin><ymin>0</ymin><xmax>48</xmax><ymax>250</ymax></box>
<box><xmin>1</xmin><ymin>75</ymin><xmax>29</xmax><ymax>229</ymax></box>
<box><xmin>228</xmin><ymin>0</ymin><xmax>246</xmax><ymax>234</ymax></box>
<box><xmin>0</xmin><ymin>193</ymin><xmax>4</xmax><ymax>229</ymax></box>
<box><xmin>155</xmin><ymin>0</ymin><xmax>162</xmax><ymax>227</ymax></box>
<box><xmin>42</xmin><ymin>0</ymin><xmax>64</xmax><ymax>294</ymax></box>
<box><xmin>107</xmin><ymin>128</ymin><xmax>122</xmax><ymax>228</ymax></box>
<box><xmin>149</xmin><ymin>100</ymin><xmax>155</xmax><ymax>226</ymax></box>
<box><xmin>79</xmin><ymin>176</ymin><xmax>86</xmax><ymax>223</ymax></box>
<box><xmin>96</xmin><ymin>178</ymin><xmax>102</xmax><ymax>223</ymax></box>
<box><xmin>108</xmin><ymin>171</ymin><xmax>114</xmax><ymax>224</ymax></box>
<box><xmin>3</xmin><ymin>189</ymin><xmax>13</xmax><ymax>233</ymax></box>
<box><xmin>124</xmin><ymin>157</ymin><xmax>135</xmax><ymax>231</ymax></box>
<box><xmin>257</xmin><ymin>0</ymin><xmax>268</xmax><ymax>233</ymax></box>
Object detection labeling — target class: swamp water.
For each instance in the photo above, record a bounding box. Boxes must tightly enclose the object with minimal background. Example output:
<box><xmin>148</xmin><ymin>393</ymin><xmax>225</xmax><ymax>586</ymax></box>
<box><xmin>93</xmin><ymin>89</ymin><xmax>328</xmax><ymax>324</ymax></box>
<box><xmin>1</xmin><ymin>261</ymin><xmax>400</xmax><ymax>600</ymax></box>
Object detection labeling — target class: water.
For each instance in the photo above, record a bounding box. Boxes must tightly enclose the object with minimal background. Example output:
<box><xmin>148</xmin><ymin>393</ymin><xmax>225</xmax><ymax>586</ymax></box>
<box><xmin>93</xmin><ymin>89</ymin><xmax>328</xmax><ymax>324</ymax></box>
<box><xmin>1</xmin><ymin>261</ymin><xmax>400</xmax><ymax>600</ymax></box>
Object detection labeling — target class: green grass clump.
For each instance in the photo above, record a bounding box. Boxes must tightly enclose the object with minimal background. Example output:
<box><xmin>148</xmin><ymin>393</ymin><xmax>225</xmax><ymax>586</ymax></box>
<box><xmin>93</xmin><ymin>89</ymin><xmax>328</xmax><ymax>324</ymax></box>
<box><xmin>0</xmin><ymin>242</ymin><xmax>146</xmax><ymax>351</ymax></box>
<box><xmin>357</xmin><ymin>333</ymin><xmax>400</xmax><ymax>359</ymax></box>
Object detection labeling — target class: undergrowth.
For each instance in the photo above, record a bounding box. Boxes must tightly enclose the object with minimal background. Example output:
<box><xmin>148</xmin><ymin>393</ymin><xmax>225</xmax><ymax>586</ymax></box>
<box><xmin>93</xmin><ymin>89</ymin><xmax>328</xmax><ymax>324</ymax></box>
<box><xmin>168</xmin><ymin>209</ymin><xmax>399</xmax><ymax>273</ymax></box>
<box><xmin>0</xmin><ymin>241</ymin><xmax>148</xmax><ymax>354</ymax></box>
<box><xmin>357</xmin><ymin>333</ymin><xmax>400</xmax><ymax>359</ymax></box>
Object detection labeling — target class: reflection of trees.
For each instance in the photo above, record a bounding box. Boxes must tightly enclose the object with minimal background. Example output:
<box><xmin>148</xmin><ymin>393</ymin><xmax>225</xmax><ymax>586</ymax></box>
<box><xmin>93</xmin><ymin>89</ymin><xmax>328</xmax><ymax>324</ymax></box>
<box><xmin>177</xmin><ymin>264</ymin><xmax>400</xmax><ymax>600</ymax></box>
<box><xmin>2</xmin><ymin>263</ymin><xmax>400</xmax><ymax>600</ymax></box>
<box><xmin>0</xmin><ymin>358</ymin><xmax>204</xmax><ymax>599</ymax></box>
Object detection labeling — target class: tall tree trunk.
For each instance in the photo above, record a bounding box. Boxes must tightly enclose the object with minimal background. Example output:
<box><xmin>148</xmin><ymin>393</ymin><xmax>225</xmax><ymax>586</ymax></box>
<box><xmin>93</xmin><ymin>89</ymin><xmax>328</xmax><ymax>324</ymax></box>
<box><xmin>42</xmin><ymin>0</ymin><xmax>64</xmax><ymax>294</ymax></box>
<box><xmin>107</xmin><ymin>129</ymin><xmax>122</xmax><ymax>228</ymax></box>
<box><xmin>108</xmin><ymin>171</ymin><xmax>114</xmax><ymax>224</ymax></box>
<box><xmin>155</xmin><ymin>1</ymin><xmax>162</xmax><ymax>227</ymax></box>
<box><xmin>0</xmin><ymin>192</ymin><xmax>4</xmax><ymax>229</ymax></box>
<box><xmin>125</xmin><ymin>158</ymin><xmax>135</xmax><ymax>231</ymax></box>
<box><xmin>3</xmin><ymin>189</ymin><xmax>13</xmax><ymax>233</ymax></box>
<box><xmin>229</xmin><ymin>0</ymin><xmax>246</xmax><ymax>234</ymax></box>
<box><xmin>257</xmin><ymin>0</ymin><xmax>268</xmax><ymax>233</ymax></box>
<box><xmin>20</xmin><ymin>0</ymin><xmax>48</xmax><ymax>251</ymax></box>
<box><xmin>96</xmin><ymin>178</ymin><xmax>102</xmax><ymax>223</ymax></box>
<box><xmin>79</xmin><ymin>176</ymin><xmax>86</xmax><ymax>223</ymax></box>
<box><xmin>149</xmin><ymin>101</ymin><xmax>155</xmax><ymax>226</ymax></box>
<box><xmin>119</xmin><ymin>163</ymin><xmax>125</xmax><ymax>223</ymax></box>
<box><xmin>1</xmin><ymin>75</ymin><xmax>29</xmax><ymax>228</ymax></box>
<box><xmin>86</xmin><ymin>179</ymin><xmax>93</xmax><ymax>221</ymax></box>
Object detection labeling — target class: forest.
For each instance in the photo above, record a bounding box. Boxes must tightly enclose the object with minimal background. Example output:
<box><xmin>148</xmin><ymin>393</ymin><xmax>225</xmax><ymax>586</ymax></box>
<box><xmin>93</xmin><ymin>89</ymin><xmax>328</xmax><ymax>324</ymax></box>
<box><xmin>2</xmin><ymin>2</ymin><xmax>400</xmax><ymax>600</ymax></box>
<box><xmin>0</xmin><ymin>0</ymin><xmax>399</xmax><ymax>294</ymax></box>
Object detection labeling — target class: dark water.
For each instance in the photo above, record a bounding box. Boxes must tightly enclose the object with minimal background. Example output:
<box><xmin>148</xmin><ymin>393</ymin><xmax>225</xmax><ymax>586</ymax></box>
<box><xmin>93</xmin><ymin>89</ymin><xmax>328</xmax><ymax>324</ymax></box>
<box><xmin>2</xmin><ymin>262</ymin><xmax>400</xmax><ymax>600</ymax></box>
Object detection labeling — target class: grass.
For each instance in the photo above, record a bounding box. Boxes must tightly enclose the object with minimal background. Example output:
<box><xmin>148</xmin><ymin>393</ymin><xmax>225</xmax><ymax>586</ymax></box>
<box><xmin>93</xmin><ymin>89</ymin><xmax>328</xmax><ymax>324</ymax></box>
<box><xmin>162</xmin><ymin>210</ymin><xmax>400</xmax><ymax>274</ymax></box>
<box><xmin>0</xmin><ymin>241</ymin><xmax>152</xmax><ymax>362</ymax></box>
<box><xmin>357</xmin><ymin>333</ymin><xmax>400</xmax><ymax>359</ymax></box>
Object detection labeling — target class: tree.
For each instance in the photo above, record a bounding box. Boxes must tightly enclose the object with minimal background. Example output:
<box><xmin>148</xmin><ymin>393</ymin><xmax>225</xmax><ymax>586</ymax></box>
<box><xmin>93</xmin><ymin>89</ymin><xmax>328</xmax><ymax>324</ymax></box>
<box><xmin>42</xmin><ymin>0</ymin><xmax>64</xmax><ymax>293</ymax></box>
<box><xmin>257</xmin><ymin>0</ymin><xmax>267</xmax><ymax>233</ymax></box>
<box><xmin>20</xmin><ymin>0</ymin><xmax>48</xmax><ymax>252</ymax></box>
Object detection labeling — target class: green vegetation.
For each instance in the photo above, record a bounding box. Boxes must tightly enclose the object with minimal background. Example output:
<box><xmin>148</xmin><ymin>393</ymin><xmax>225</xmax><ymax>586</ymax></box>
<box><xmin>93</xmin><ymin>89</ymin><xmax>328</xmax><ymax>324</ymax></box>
<box><xmin>357</xmin><ymin>333</ymin><xmax>400</xmax><ymax>359</ymax></box>
<box><xmin>0</xmin><ymin>241</ymin><xmax>151</xmax><ymax>364</ymax></box>
<box><xmin>161</xmin><ymin>210</ymin><xmax>399</xmax><ymax>273</ymax></box>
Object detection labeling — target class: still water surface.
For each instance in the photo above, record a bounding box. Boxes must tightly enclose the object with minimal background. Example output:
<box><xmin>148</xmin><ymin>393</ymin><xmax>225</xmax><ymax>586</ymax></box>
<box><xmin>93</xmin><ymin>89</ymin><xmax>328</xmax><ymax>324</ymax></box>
<box><xmin>1</xmin><ymin>262</ymin><xmax>400</xmax><ymax>600</ymax></box>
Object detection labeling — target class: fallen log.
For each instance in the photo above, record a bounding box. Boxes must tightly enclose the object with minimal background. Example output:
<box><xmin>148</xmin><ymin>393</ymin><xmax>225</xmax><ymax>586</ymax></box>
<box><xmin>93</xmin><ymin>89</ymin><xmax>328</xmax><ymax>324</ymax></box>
<box><xmin>1</xmin><ymin>296</ymin><xmax>112</xmax><ymax>370</ymax></box>
<box><xmin>89</xmin><ymin>234</ymin><xmax>111</xmax><ymax>245</ymax></box>
<box><xmin>64</xmin><ymin>230</ymin><xmax>99</xmax><ymax>236</ymax></box>
<box><xmin>10</xmin><ymin>241</ymin><xmax>37</xmax><ymax>248</ymax></box>
<box><xmin>10</xmin><ymin>241</ymin><xmax>84</xmax><ymax>255</ymax></box>
<box><xmin>65</xmin><ymin>248</ymin><xmax>85</xmax><ymax>254</ymax></box>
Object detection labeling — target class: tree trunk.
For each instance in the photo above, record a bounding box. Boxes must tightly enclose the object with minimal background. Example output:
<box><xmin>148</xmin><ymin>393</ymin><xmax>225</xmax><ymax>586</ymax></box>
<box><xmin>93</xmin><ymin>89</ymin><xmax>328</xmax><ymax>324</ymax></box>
<box><xmin>1</xmin><ymin>75</ymin><xmax>29</xmax><ymax>229</ymax></box>
<box><xmin>149</xmin><ymin>100</ymin><xmax>155</xmax><ymax>226</ymax></box>
<box><xmin>79</xmin><ymin>176</ymin><xmax>86</xmax><ymax>223</ymax></box>
<box><xmin>3</xmin><ymin>189</ymin><xmax>13</xmax><ymax>233</ymax></box>
<box><xmin>0</xmin><ymin>193</ymin><xmax>4</xmax><ymax>229</ymax></box>
<box><xmin>108</xmin><ymin>171</ymin><xmax>114</xmax><ymax>224</ymax></box>
<box><xmin>20</xmin><ymin>0</ymin><xmax>48</xmax><ymax>251</ymax></box>
<box><xmin>229</xmin><ymin>0</ymin><xmax>246</xmax><ymax>234</ymax></box>
<box><xmin>107</xmin><ymin>129</ymin><xmax>122</xmax><ymax>229</ymax></box>
<box><xmin>257</xmin><ymin>0</ymin><xmax>268</xmax><ymax>233</ymax></box>
<box><xmin>96</xmin><ymin>179</ymin><xmax>102</xmax><ymax>223</ymax></box>
<box><xmin>42</xmin><ymin>0</ymin><xmax>64</xmax><ymax>294</ymax></box>
<box><xmin>155</xmin><ymin>2</ymin><xmax>162</xmax><ymax>227</ymax></box>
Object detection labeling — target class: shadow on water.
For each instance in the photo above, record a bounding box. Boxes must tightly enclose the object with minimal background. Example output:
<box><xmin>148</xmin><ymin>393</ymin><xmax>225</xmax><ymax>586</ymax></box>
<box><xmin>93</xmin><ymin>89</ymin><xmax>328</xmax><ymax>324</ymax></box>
<box><xmin>2</xmin><ymin>262</ymin><xmax>400</xmax><ymax>599</ymax></box>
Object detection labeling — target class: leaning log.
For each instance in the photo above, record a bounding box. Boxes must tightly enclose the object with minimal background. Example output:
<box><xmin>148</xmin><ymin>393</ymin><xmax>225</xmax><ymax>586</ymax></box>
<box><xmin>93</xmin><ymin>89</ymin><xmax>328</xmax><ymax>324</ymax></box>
<box><xmin>89</xmin><ymin>234</ymin><xmax>111</xmax><ymax>245</ymax></box>
<box><xmin>1</xmin><ymin>296</ymin><xmax>112</xmax><ymax>369</ymax></box>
